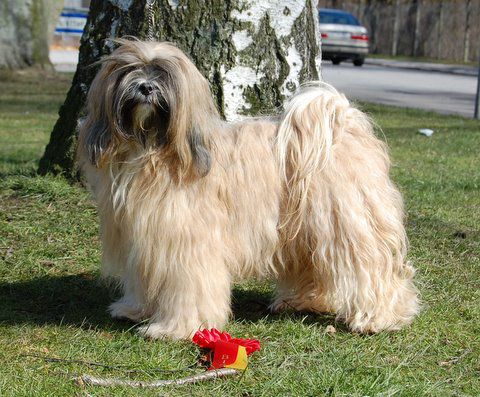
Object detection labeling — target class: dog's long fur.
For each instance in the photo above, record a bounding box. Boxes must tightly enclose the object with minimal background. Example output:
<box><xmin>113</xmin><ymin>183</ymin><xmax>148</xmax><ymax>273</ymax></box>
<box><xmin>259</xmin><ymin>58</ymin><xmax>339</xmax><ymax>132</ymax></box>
<box><xmin>77</xmin><ymin>40</ymin><xmax>419</xmax><ymax>339</ymax></box>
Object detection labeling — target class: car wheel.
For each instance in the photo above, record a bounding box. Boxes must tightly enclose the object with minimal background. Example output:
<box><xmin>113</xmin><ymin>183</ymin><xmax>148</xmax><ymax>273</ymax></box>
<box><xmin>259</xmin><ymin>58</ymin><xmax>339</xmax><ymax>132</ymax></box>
<box><xmin>353</xmin><ymin>57</ymin><xmax>365</xmax><ymax>67</ymax></box>
<box><xmin>332</xmin><ymin>59</ymin><xmax>341</xmax><ymax>65</ymax></box>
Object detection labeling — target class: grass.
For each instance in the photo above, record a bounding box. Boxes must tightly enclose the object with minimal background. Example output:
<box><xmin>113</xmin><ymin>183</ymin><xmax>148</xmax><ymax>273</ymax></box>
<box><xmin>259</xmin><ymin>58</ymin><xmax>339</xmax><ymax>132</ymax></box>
<box><xmin>0</xmin><ymin>70</ymin><xmax>479</xmax><ymax>397</ymax></box>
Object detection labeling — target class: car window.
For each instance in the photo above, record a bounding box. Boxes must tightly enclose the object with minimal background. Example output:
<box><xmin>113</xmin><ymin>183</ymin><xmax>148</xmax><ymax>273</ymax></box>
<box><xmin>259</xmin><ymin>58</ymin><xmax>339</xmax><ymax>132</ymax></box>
<box><xmin>319</xmin><ymin>10</ymin><xmax>360</xmax><ymax>26</ymax></box>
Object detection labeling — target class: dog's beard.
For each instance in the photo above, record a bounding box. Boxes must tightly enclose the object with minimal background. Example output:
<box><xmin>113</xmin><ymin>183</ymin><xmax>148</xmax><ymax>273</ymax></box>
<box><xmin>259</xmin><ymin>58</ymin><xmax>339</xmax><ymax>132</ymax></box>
<box><xmin>133</xmin><ymin>103</ymin><xmax>156</xmax><ymax>132</ymax></box>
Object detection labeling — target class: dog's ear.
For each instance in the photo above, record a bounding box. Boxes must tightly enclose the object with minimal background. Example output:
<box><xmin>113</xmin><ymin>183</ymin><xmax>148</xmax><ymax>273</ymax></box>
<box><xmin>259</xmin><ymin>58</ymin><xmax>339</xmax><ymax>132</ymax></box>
<box><xmin>162</xmin><ymin>51</ymin><xmax>219</xmax><ymax>179</ymax></box>
<box><xmin>78</xmin><ymin>60</ymin><xmax>118</xmax><ymax>166</ymax></box>
<box><xmin>83</xmin><ymin>119</ymin><xmax>111</xmax><ymax>165</ymax></box>
<box><xmin>188</xmin><ymin>125</ymin><xmax>212</xmax><ymax>177</ymax></box>
<box><xmin>169</xmin><ymin>105</ymin><xmax>215</xmax><ymax>179</ymax></box>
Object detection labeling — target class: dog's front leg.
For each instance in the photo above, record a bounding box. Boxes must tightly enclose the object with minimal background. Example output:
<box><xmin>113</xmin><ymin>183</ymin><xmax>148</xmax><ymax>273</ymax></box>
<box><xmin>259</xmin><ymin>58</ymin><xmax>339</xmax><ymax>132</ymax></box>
<box><xmin>109</xmin><ymin>265</ymin><xmax>148</xmax><ymax>323</ymax></box>
<box><xmin>96</xmin><ymin>207</ymin><xmax>148</xmax><ymax>323</ymax></box>
<box><xmin>137</xmin><ymin>255</ymin><xmax>232</xmax><ymax>340</ymax></box>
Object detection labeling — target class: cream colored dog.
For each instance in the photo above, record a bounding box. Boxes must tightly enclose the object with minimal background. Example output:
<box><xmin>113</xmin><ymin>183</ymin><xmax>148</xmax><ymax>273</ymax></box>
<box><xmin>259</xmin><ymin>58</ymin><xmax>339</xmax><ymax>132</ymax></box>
<box><xmin>77</xmin><ymin>39</ymin><xmax>419</xmax><ymax>339</ymax></box>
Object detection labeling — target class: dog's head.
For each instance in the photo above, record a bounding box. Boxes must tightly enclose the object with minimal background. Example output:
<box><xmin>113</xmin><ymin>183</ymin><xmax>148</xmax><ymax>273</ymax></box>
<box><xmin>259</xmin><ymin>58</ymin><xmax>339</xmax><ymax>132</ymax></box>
<box><xmin>82</xmin><ymin>39</ymin><xmax>218</xmax><ymax>177</ymax></box>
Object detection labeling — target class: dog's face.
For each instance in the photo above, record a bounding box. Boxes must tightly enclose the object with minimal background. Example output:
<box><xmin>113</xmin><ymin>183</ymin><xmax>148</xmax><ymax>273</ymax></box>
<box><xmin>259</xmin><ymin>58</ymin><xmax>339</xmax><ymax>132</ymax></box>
<box><xmin>113</xmin><ymin>62</ymin><xmax>170</xmax><ymax>145</ymax></box>
<box><xmin>82</xmin><ymin>40</ymin><xmax>219</xmax><ymax>178</ymax></box>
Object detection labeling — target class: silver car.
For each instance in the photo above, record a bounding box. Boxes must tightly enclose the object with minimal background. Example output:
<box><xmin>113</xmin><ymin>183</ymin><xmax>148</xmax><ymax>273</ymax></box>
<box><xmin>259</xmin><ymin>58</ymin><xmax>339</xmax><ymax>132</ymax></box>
<box><xmin>319</xmin><ymin>8</ymin><xmax>369</xmax><ymax>67</ymax></box>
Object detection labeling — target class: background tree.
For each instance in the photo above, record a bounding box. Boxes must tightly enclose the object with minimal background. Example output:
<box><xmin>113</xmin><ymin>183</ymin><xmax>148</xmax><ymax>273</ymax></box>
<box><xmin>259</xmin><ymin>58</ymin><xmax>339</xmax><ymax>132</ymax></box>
<box><xmin>436</xmin><ymin>0</ymin><xmax>444</xmax><ymax>60</ymax></box>
<box><xmin>391</xmin><ymin>0</ymin><xmax>401</xmax><ymax>56</ymax></box>
<box><xmin>0</xmin><ymin>0</ymin><xmax>62</xmax><ymax>69</ymax></box>
<box><xmin>38</xmin><ymin>0</ymin><xmax>321</xmax><ymax>178</ymax></box>
<box><xmin>412</xmin><ymin>0</ymin><xmax>421</xmax><ymax>57</ymax></box>
<box><xmin>362</xmin><ymin>0</ymin><xmax>379</xmax><ymax>53</ymax></box>
<box><xmin>464</xmin><ymin>0</ymin><xmax>472</xmax><ymax>62</ymax></box>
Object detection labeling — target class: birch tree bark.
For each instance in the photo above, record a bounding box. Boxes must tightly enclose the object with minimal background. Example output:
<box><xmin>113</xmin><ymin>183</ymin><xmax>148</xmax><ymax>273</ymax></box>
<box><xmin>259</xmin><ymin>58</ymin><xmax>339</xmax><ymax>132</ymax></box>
<box><xmin>38</xmin><ymin>0</ymin><xmax>322</xmax><ymax>178</ymax></box>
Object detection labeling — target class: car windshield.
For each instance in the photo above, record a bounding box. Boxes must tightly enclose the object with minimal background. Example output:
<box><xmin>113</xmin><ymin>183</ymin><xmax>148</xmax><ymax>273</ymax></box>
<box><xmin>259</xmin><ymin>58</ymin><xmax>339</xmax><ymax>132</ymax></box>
<box><xmin>319</xmin><ymin>10</ymin><xmax>360</xmax><ymax>26</ymax></box>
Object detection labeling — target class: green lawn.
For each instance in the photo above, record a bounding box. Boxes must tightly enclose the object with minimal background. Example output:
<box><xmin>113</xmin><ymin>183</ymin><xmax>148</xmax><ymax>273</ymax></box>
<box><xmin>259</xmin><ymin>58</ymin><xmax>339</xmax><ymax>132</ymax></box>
<box><xmin>0</xmin><ymin>70</ymin><xmax>479</xmax><ymax>397</ymax></box>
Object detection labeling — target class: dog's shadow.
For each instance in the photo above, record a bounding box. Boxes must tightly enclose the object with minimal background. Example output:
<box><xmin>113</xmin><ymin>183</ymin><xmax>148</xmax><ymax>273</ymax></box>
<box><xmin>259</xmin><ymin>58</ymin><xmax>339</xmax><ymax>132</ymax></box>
<box><xmin>0</xmin><ymin>273</ymin><xmax>126</xmax><ymax>332</ymax></box>
<box><xmin>231</xmin><ymin>282</ymin><xmax>342</xmax><ymax>330</ymax></box>
<box><xmin>0</xmin><ymin>274</ymin><xmax>341</xmax><ymax>332</ymax></box>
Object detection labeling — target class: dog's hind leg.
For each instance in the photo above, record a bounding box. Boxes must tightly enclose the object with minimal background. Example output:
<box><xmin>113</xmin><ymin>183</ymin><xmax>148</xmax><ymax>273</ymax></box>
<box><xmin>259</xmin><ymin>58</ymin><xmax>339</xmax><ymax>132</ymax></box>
<box><xmin>270</xmin><ymin>270</ymin><xmax>335</xmax><ymax>314</ymax></box>
<box><xmin>317</xmin><ymin>248</ymin><xmax>420</xmax><ymax>334</ymax></box>
<box><xmin>280</xmin><ymin>193</ymin><xmax>420</xmax><ymax>333</ymax></box>
<box><xmin>305</xmin><ymin>163</ymin><xmax>420</xmax><ymax>333</ymax></box>
<box><xmin>276</xmin><ymin>83</ymin><xmax>419</xmax><ymax>332</ymax></box>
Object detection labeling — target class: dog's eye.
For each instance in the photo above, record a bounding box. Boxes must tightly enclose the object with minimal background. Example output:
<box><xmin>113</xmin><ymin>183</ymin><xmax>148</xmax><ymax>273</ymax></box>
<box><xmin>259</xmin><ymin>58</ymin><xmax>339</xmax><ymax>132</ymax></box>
<box><xmin>112</xmin><ymin>68</ymin><xmax>132</xmax><ymax>85</ymax></box>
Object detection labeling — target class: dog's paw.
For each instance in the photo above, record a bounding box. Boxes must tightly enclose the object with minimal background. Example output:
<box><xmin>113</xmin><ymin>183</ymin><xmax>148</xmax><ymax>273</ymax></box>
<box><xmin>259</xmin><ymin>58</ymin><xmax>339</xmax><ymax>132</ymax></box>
<box><xmin>137</xmin><ymin>323</ymin><xmax>191</xmax><ymax>340</ymax></box>
<box><xmin>269</xmin><ymin>296</ymin><xmax>306</xmax><ymax>313</ymax></box>
<box><xmin>268</xmin><ymin>298</ymin><xmax>290</xmax><ymax>313</ymax></box>
<box><xmin>109</xmin><ymin>300</ymin><xmax>144</xmax><ymax>322</ymax></box>
<box><xmin>346</xmin><ymin>312</ymin><xmax>413</xmax><ymax>334</ymax></box>
<box><xmin>270</xmin><ymin>295</ymin><xmax>335</xmax><ymax>314</ymax></box>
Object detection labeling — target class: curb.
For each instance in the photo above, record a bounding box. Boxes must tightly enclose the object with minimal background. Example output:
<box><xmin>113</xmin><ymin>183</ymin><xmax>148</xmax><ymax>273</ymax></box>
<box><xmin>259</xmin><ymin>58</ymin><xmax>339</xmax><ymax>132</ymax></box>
<box><xmin>365</xmin><ymin>58</ymin><xmax>478</xmax><ymax>77</ymax></box>
<box><xmin>49</xmin><ymin>49</ymin><xmax>78</xmax><ymax>73</ymax></box>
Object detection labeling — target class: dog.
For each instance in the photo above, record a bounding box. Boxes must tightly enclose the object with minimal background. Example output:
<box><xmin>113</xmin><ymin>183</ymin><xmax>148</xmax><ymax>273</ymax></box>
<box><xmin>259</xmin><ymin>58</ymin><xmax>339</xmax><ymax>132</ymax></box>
<box><xmin>77</xmin><ymin>39</ymin><xmax>419</xmax><ymax>339</ymax></box>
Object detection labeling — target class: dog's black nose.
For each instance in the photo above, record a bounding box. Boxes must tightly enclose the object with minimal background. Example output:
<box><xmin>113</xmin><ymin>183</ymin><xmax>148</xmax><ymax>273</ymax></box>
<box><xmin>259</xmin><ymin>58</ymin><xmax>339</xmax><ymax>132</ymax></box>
<box><xmin>139</xmin><ymin>82</ymin><xmax>154</xmax><ymax>96</ymax></box>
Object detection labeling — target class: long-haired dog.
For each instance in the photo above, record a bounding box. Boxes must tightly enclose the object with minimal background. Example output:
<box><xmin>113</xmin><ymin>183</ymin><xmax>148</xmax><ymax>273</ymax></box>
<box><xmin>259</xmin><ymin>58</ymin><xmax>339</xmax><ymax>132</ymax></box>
<box><xmin>77</xmin><ymin>39</ymin><xmax>419</xmax><ymax>339</ymax></box>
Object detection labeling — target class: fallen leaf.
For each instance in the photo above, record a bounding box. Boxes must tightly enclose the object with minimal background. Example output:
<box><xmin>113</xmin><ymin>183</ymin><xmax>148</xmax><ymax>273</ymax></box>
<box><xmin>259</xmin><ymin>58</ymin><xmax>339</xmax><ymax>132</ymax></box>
<box><xmin>325</xmin><ymin>325</ymin><xmax>336</xmax><ymax>334</ymax></box>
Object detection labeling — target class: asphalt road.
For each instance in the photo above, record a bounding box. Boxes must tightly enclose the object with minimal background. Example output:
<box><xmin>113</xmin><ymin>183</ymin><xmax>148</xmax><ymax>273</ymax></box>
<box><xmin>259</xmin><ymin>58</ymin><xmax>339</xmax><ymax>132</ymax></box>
<box><xmin>50</xmin><ymin>49</ymin><xmax>477</xmax><ymax>118</ymax></box>
<box><xmin>322</xmin><ymin>62</ymin><xmax>477</xmax><ymax>118</ymax></box>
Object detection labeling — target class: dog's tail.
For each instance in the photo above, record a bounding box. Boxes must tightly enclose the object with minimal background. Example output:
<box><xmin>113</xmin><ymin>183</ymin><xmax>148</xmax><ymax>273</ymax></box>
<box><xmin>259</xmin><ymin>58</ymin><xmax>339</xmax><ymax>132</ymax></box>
<box><xmin>276</xmin><ymin>82</ymin><xmax>370</xmax><ymax>237</ymax></box>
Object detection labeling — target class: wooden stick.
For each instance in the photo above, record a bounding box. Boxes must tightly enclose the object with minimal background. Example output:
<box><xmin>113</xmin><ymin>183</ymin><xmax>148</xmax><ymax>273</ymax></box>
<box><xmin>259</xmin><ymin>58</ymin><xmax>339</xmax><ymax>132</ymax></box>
<box><xmin>77</xmin><ymin>368</ymin><xmax>238</xmax><ymax>388</ymax></box>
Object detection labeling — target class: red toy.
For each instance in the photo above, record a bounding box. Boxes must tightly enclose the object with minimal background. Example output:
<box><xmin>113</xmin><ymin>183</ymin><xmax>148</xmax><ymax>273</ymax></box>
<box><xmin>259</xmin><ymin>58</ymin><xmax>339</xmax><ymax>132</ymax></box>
<box><xmin>192</xmin><ymin>329</ymin><xmax>260</xmax><ymax>370</ymax></box>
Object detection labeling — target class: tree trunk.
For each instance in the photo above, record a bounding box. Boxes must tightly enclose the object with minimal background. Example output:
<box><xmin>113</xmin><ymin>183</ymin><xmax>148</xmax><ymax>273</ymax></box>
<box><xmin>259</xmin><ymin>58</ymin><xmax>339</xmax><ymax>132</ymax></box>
<box><xmin>38</xmin><ymin>0</ymin><xmax>321</xmax><ymax>178</ymax></box>
<box><xmin>412</xmin><ymin>0</ymin><xmax>421</xmax><ymax>57</ymax></box>
<box><xmin>463</xmin><ymin>0</ymin><xmax>472</xmax><ymax>63</ymax></box>
<box><xmin>355</xmin><ymin>0</ymin><xmax>365</xmax><ymax>23</ymax></box>
<box><xmin>436</xmin><ymin>0</ymin><xmax>444</xmax><ymax>60</ymax></box>
<box><xmin>363</xmin><ymin>1</ymin><xmax>378</xmax><ymax>53</ymax></box>
<box><xmin>391</xmin><ymin>0</ymin><xmax>401</xmax><ymax>56</ymax></box>
<box><xmin>0</xmin><ymin>0</ymin><xmax>62</xmax><ymax>69</ymax></box>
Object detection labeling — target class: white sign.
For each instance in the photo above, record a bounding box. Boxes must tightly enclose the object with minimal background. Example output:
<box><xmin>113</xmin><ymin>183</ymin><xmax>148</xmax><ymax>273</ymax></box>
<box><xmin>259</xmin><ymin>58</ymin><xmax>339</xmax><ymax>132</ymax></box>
<box><xmin>55</xmin><ymin>8</ymin><xmax>88</xmax><ymax>36</ymax></box>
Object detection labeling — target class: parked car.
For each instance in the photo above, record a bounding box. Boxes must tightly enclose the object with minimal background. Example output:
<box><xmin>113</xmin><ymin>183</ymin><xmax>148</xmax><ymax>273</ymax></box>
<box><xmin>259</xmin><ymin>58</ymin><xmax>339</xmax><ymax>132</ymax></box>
<box><xmin>319</xmin><ymin>8</ymin><xmax>369</xmax><ymax>67</ymax></box>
